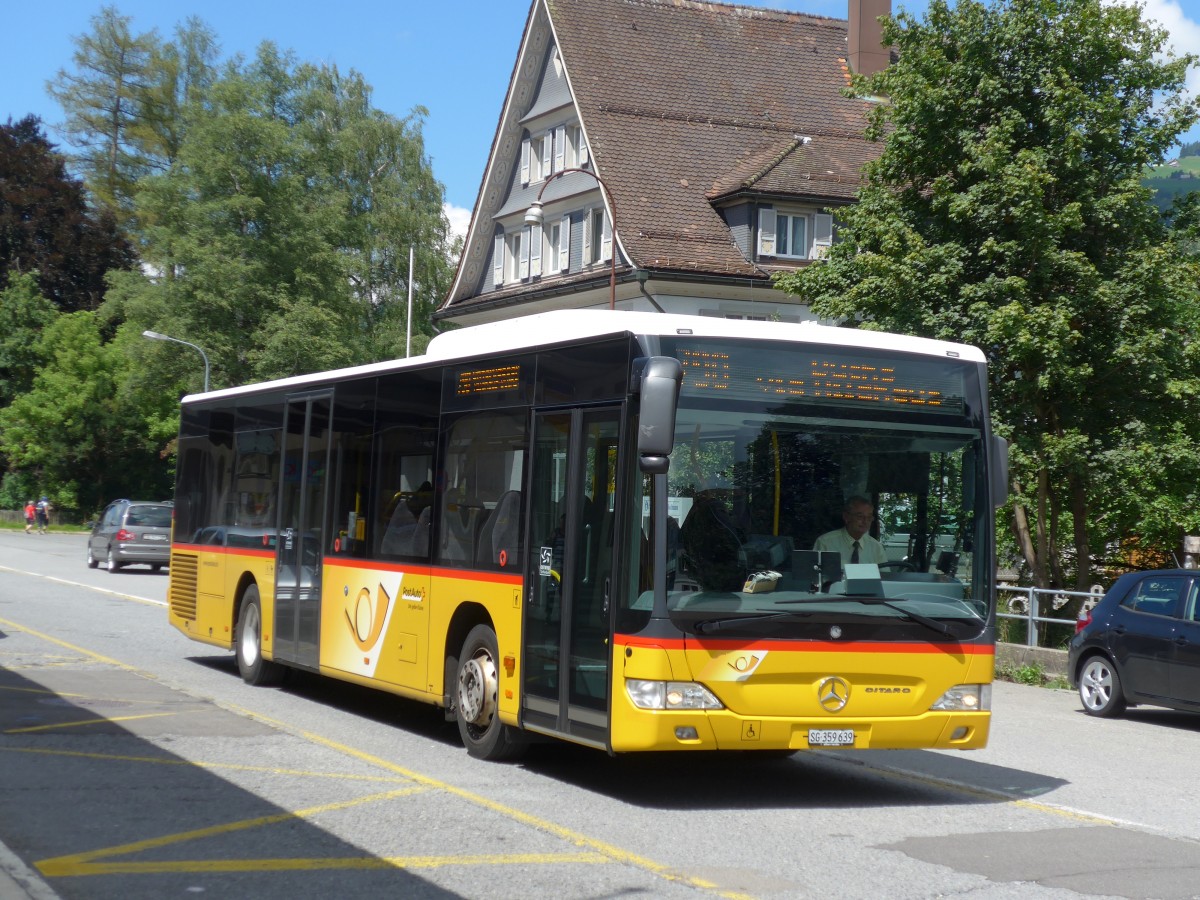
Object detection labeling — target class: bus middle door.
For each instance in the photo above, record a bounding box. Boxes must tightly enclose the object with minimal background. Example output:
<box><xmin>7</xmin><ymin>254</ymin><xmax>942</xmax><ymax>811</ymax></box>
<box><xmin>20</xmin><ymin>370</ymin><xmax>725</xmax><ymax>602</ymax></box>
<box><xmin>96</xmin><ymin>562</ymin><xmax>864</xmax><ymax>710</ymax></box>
<box><xmin>274</xmin><ymin>392</ymin><xmax>332</xmax><ymax>671</ymax></box>
<box><xmin>523</xmin><ymin>407</ymin><xmax>621</xmax><ymax>749</ymax></box>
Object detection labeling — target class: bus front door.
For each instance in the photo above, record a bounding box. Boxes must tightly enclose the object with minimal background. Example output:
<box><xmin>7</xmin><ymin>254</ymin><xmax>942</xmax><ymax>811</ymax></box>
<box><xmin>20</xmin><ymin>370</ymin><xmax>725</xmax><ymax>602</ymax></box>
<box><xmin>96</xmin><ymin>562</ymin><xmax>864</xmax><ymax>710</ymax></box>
<box><xmin>524</xmin><ymin>407</ymin><xmax>621</xmax><ymax>749</ymax></box>
<box><xmin>273</xmin><ymin>393</ymin><xmax>332</xmax><ymax>670</ymax></box>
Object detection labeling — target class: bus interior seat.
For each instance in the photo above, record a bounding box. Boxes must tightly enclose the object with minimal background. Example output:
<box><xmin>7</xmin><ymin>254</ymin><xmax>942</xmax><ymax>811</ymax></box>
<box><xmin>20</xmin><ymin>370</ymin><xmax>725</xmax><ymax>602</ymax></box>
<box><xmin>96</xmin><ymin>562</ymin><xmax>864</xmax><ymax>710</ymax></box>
<box><xmin>380</xmin><ymin>503</ymin><xmax>417</xmax><ymax>556</ymax></box>
<box><xmin>411</xmin><ymin>506</ymin><xmax>431</xmax><ymax>557</ymax></box>
<box><xmin>441</xmin><ymin>494</ymin><xmax>482</xmax><ymax>563</ymax></box>
<box><xmin>476</xmin><ymin>490</ymin><xmax>521</xmax><ymax>568</ymax></box>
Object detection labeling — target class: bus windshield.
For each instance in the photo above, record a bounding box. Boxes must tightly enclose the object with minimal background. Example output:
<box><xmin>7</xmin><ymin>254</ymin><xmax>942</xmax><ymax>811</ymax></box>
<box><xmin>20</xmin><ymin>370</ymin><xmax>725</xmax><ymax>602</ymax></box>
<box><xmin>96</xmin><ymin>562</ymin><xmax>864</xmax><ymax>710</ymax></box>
<box><xmin>627</xmin><ymin>340</ymin><xmax>991</xmax><ymax>643</ymax></box>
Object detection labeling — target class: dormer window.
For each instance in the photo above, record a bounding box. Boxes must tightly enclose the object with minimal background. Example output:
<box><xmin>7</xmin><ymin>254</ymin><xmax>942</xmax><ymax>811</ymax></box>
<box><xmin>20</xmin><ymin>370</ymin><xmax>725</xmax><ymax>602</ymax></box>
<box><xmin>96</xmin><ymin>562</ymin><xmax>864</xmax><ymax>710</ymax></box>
<box><xmin>756</xmin><ymin>206</ymin><xmax>833</xmax><ymax>260</ymax></box>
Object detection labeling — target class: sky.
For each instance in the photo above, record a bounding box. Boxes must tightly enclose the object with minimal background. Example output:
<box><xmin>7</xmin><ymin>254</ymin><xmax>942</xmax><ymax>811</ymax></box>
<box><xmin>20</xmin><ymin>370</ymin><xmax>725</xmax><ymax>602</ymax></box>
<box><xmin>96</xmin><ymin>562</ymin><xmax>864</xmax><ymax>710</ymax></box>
<box><xmin>4</xmin><ymin>0</ymin><xmax>1199</xmax><ymax>243</ymax></box>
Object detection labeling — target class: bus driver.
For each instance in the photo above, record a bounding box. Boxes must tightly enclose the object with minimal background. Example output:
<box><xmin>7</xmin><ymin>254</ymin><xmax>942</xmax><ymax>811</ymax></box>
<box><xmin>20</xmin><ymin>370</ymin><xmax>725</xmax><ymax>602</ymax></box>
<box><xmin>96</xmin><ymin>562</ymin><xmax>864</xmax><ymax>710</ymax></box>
<box><xmin>813</xmin><ymin>495</ymin><xmax>887</xmax><ymax>568</ymax></box>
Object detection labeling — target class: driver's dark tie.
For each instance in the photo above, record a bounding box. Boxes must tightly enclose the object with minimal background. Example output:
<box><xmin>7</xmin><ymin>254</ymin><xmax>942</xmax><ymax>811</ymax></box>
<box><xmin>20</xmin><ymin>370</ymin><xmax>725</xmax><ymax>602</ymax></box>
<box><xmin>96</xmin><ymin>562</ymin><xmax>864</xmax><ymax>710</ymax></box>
<box><xmin>851</xmin><ymin>541</ymin><xmax>860</xmax><ymax>564</ymax></box>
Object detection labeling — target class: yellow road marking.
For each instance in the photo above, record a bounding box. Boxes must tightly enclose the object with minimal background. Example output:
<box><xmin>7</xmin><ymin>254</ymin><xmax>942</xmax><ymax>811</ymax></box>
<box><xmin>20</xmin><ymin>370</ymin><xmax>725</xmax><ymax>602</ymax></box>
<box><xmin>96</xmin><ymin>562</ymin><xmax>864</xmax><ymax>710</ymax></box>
<box><xmin>37</xmin><ymin>789</ymin><xmax>428</xmax><ymax>877</ymax></box>
<box><xmin>233</xmin><ymin>707</ymin><xmax>754</xmax><ymax>899</ymax></box>
<box><xmin>6</xmin><ymin>712</ymin><xmax>179</xmax><ymax>734</ymax></box>
<box><xmin>0</xmin><ymin>745</ymin><xmax>412</xmax><ymax>782</ymax></box>
<box><xmin>0</xmin><ymin>617</ymin><xmax>139</xmax><ymax>671</ymax></box>
<box><xmin>45</xmin><ymin>852</ymin><xmax>610</xmax><ymax>876</ymax></box>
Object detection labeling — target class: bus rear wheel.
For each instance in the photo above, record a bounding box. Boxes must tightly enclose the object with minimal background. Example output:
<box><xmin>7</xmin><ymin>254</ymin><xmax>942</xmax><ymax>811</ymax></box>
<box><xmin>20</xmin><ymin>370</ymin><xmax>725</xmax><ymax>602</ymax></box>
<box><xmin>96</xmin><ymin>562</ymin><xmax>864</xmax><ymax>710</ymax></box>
<box><xmin>455</xmin><ymin>625</ymin><xmax>525</xmax><ymax>761</ymax></box>
<box><xmin>236</xmin><ymin>585</ymin><xmax>286</xmax><ymax>687</ymax></box>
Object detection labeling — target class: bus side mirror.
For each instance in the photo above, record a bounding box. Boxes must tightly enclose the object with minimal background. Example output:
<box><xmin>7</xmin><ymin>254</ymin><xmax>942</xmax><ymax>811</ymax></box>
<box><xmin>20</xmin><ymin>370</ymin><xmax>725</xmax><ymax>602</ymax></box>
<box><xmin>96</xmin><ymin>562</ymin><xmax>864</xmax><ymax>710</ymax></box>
<box><xmin>991</xmin><ymin>434</ymin><xmax>1009</xmax><ymax>508</ymax></box>
<box><xmin>633</xmin><ymin>357</ymin><xmax>682</xmax><ymax>474</ymax></box>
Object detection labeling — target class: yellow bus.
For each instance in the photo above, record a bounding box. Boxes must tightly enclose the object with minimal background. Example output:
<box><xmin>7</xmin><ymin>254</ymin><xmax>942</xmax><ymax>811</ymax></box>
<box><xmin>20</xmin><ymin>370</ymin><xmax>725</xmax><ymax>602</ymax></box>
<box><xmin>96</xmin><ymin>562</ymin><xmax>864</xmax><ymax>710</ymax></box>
<box><xmin>167</xmin><ymin>310</ymin><xmax>1006</xmax><ymax>760</ymax></box>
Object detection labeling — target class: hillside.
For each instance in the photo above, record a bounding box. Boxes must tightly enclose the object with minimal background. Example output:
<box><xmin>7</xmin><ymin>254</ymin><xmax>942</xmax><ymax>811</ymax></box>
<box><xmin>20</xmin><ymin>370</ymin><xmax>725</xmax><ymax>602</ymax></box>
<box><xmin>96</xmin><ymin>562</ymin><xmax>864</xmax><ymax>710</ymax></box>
<box><xmin>1146</xmin><ymin>142</ymin><xmax>1200</xmax><ymax>213</ymax></box>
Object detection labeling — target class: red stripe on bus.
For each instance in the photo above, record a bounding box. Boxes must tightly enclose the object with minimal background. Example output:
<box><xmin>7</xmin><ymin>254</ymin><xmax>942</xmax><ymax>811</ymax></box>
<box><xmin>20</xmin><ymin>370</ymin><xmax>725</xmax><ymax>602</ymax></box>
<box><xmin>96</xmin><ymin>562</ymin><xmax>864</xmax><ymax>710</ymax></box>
<box><xmin>614</xmin><ymin>634</ymin><xmax>992</xmax><ymax>654</ymax></box>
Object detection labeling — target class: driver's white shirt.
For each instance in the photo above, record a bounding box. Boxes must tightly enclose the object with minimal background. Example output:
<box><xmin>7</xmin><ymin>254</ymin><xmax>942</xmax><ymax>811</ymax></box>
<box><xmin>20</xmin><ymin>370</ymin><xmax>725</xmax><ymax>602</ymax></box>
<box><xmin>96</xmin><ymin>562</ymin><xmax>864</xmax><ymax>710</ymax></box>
<box><xmin>812</xmin><ymin>528</ymin><xmax>888</xmax><ymax>566</ymax></box>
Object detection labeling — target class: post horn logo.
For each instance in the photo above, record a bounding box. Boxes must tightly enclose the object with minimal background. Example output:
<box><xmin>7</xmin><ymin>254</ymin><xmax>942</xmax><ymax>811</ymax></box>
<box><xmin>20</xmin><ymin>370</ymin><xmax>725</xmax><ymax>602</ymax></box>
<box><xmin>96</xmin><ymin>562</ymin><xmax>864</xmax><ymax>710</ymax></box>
<box><xmin>817</xmin><ymin>676</ymin><xmax>850</xmax><ymax>712</ymax></box>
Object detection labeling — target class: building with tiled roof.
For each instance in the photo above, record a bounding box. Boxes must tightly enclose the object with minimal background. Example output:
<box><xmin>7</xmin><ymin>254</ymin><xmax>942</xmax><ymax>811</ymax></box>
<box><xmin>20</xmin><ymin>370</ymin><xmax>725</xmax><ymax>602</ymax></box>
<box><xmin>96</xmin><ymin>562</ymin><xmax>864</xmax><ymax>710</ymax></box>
<box><xmin>437</xmin><ymin>0</ymin><xmax>891</xmax><ymax>327</ymax></box>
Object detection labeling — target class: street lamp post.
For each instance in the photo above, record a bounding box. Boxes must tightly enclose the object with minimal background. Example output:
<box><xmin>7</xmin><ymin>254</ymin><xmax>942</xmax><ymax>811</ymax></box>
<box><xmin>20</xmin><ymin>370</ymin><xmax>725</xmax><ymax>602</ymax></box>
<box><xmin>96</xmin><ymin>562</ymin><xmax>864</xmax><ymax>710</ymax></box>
<box><xmin>142</xmin><ymin>330</ymin><xmax>210</xmax><ymax>393</ymax></box>
<box><xmin>525</xmin><ymin>167</ymin><xmax>617</xmax><ymax>311</ymax></box>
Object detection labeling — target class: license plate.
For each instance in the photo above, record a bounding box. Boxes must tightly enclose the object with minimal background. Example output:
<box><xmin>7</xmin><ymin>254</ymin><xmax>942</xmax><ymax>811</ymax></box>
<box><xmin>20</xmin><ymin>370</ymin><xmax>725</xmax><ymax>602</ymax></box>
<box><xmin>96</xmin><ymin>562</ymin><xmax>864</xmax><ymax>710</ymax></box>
<box><xmin>808</xmin><ymin>728</ymin><xmax>854</xmax><ymax>747</ymax></box>
<box><xmin>142</xmin><ymin>534</ymin><xmax>167</xmax><ymax>542</ymax></box>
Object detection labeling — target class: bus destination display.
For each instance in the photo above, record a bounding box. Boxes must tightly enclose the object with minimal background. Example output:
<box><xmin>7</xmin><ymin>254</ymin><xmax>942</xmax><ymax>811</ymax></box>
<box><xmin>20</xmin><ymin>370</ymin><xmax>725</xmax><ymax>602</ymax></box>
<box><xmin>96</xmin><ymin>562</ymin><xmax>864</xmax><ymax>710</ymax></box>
<box><xmin>674</xmin><ymin>344</ymin><xmax>965</xmax><ymax>413</ymax></box>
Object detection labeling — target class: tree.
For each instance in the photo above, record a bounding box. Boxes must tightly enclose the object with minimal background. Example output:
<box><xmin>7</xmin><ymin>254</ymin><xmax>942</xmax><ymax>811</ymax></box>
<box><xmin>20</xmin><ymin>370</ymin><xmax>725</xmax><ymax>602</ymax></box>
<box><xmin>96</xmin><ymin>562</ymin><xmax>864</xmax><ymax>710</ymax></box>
<box><xmin>131</xmin><ymin>44</ymin><xmax>455</xmax><ymax>386</ymax></box>
<box><xmin>0</xmin><ymin>311</ymin><xmax>171</xmax><ymax>517</ymax></box>
<box><xmin>0</xmin><ymin>272</ymin><xmax>59</xmax><ymax>409</ymax></box>
<box><xmin>0</xmin><ymin>115</ymin><xmax>135</xmax><ymax>312</ymax></box>
<box><xmin>47</xmin><ymin>5</ymin><xmax>158</xmax><ymax>227</ymax></box>
<box><xmin>775</xmin><ymin>0</ymin><xmax>1200</xmax><ymax>589</ymax></box>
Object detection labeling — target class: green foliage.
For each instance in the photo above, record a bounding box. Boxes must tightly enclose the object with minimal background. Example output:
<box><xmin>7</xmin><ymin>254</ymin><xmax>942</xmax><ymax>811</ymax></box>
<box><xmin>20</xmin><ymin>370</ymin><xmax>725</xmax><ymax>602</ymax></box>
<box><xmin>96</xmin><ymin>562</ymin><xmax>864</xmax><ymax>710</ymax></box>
<box><xmin>47</xmin><ymin>6</ymin><xmax>159</xmax><ymax>228</ymax></box>
<box><xmin>132</xmin><ymin>43</ymin><xmax>454</xmax><ymax>386</ymax></box>
<box><xmin>0</xmin><ymin>311</ymin><xmax>171</xmax><ymax>517</ymax></box>
<box><xmin>0</xmin><ymin>272</ymin><xmax>59</xmax><ymax>407</ymax></box>
<box><xmin>775</xmin><ymin>0</ymin><xmax>1200</xmax><ymax>587</ymax></box>
<box><xmin>0</xmin><ymin>116</ymin><xmax>135</xmax><ymax>312</ymax></box>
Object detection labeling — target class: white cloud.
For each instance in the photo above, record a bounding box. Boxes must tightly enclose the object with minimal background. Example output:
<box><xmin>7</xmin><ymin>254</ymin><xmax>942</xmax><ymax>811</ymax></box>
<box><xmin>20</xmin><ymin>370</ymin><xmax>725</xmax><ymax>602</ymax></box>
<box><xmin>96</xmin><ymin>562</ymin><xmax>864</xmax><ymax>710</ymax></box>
<box><xmin>1122</xmin><ymin>0</ymin><xmax>1200</xmax><ymax>95</ymax></box>
<box><xmin>444</xmin><ymin>203</ymin><xmax>472</xmax><ymax>244</ymax></box>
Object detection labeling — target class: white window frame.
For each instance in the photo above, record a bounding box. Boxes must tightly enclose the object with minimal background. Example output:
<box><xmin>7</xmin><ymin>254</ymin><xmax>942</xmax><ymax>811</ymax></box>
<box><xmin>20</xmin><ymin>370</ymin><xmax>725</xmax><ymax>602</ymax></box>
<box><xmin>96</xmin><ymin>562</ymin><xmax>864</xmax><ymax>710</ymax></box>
<box><xmin>583</xmin><ymin>207</ymin><xmax>609</xmax><ymax>266</ymax></box>
<box><xmin>757</xmin><ymin>207</ymin><xmax>833</xmax><ymax>260</ymax></box>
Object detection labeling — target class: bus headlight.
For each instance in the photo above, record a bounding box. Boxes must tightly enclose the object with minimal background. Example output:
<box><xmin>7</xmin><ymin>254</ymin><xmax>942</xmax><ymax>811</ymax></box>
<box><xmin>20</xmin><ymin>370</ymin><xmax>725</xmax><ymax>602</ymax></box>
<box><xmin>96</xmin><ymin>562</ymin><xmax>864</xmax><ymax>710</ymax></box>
<box><xmin>930</xmin><ymin>683</ymin><xmax>991</xmax><ymax>711</ymax></box>
<box><xmin>626</xmin><ymin>679</ymin><xmax>724</xmax><ymax>710</ymax></box>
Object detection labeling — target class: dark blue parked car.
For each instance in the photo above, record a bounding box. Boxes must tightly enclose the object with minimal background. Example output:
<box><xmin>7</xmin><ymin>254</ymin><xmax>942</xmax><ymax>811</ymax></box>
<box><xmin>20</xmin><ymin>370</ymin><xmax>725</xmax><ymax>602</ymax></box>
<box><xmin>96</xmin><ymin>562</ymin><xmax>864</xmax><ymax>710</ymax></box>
<box><xmin>1068</xmin><ymin>569</ymin><xmax>1200</xmax><ymax>717</ymax></box>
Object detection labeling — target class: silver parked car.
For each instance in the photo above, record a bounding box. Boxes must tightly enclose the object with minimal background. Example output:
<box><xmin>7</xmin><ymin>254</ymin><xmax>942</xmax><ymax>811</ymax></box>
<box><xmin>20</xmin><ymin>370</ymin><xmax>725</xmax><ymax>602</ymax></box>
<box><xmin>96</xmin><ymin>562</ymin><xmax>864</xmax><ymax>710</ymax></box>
<box><xmin>87</xmin><ymin>500</ymin><xmax>173</xmax><ymax>573</ymax></box>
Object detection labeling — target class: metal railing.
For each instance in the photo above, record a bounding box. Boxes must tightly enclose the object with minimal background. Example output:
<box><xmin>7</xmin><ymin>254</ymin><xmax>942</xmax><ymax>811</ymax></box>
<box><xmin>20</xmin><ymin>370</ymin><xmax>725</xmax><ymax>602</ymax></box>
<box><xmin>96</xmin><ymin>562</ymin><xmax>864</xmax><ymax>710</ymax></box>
<box><xmin>997</xmin><ymin>584</ymin><xmax>1104</xmax><ymax>647</ymax></box>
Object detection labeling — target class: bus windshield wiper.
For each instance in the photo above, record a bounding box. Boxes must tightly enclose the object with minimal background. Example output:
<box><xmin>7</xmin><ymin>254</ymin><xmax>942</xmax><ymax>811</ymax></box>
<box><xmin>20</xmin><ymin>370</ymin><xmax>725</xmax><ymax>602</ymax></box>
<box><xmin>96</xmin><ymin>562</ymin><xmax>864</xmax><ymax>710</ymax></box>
<box><xmin>774</xmin><ymin>595</ymin><xmax>957</xmax><ymax>636</ymax></box>
<box><xmin>692</xmin><ymin>610</ymin><xmax>814</xmax><ymax>635</ymax></box>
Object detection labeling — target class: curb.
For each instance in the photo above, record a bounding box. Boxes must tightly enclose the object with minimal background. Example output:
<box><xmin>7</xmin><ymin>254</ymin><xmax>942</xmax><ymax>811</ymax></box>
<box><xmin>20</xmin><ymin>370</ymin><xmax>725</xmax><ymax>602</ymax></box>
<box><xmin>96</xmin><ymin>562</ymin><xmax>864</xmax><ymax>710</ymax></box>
<box><xmin>0</xmin><ymin>840</ymin><xmax>59</xmax><ymax>900</ymax></box>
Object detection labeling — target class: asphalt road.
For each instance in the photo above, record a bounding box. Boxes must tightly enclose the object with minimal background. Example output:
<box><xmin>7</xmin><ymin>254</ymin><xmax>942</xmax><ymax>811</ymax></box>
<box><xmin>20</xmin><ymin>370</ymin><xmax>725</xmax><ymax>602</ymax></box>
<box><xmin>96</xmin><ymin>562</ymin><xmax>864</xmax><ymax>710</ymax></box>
<box><xmin>2</xmin><ymin>529</ymin><xmax>1199</xmax><ymax>900</ymax></box>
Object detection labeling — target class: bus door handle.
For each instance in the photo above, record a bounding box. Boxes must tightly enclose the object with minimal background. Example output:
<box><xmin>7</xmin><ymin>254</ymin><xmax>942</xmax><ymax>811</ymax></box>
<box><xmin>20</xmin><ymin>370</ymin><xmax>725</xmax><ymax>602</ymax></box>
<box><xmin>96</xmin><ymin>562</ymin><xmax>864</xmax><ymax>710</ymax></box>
<box><xmin>602</xmin><ymin>575</ymin><xmax>611</xmax><ymax>617</ymax></box>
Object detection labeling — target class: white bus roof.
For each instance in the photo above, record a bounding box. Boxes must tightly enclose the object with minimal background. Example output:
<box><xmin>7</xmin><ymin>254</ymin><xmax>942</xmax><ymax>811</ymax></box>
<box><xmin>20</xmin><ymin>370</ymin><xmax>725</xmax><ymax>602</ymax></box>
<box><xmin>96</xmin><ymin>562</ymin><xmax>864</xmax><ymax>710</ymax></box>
<box><xmin>185</xmin><ymin>309</ymin><xmax>984</xmax><ymax>403</ymax></box>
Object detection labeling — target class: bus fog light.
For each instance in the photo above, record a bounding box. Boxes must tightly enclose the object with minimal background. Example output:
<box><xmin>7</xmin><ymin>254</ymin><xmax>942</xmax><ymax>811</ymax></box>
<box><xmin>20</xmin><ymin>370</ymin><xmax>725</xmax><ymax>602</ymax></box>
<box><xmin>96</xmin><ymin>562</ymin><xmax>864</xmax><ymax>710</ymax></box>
<box><xmin>930</xmin><ymin>683</ymin><xmax>991</xmax><ymax>711</ymax></box>
<box><xmin>675</xmin><ymin>726</ymin><xmax>699</xmax><ymax>741</ymax></box>
<box><xmin>626</xmin><ymin>679</ymin><xmax>723</xmax><ymax>710</ymax></box>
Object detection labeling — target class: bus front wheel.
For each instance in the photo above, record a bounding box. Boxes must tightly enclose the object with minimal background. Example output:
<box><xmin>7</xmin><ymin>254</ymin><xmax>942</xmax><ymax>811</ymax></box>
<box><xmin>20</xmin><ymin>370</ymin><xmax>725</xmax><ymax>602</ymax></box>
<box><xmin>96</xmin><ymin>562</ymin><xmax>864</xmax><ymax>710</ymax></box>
<box><xmin>455</xmin><ymin>625</ymin><xmax>525</xmax><ymax>761</ymax></box>
<box><xmin>236</xmin><ymin>585</ymin><xmax>286</xmax><ymax>687</ymax></box>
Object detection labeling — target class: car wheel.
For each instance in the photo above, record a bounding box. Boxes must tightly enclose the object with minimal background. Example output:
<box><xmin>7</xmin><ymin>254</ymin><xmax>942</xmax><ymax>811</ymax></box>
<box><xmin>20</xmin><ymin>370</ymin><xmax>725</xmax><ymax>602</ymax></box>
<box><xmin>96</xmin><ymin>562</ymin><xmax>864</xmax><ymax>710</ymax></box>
<box><xmin>86</xmin><ymin>545</ymin><xmax>98</xmax><ymax>569</ymax></box>
<box><xmin>236</xmin><ymin>585</ymin><xmax>286</xmax><ymax>686</ymax></box>
<box><xmin>106</xmin><ymin>548</ymin><xmax>122</xmax><ymax>573</ymax></box>
<box><xmin>455</xmin><ymin>624</ymin><xmax>526</xmax><ymax>761</ymax></box>
<box><xmin>1079</xmin><ymin>654</ymin><xmax>1126</xmax><ymax>718</ymax></box>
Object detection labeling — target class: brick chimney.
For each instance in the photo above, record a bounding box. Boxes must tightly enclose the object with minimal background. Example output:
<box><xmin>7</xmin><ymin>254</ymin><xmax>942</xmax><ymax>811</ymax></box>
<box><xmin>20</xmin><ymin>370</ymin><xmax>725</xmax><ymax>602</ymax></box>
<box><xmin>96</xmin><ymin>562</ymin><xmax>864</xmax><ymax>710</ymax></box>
<box><xmin>848</xmin><ymin>0</ymin><xmax>891</xmax><ymax>76</ymax></box>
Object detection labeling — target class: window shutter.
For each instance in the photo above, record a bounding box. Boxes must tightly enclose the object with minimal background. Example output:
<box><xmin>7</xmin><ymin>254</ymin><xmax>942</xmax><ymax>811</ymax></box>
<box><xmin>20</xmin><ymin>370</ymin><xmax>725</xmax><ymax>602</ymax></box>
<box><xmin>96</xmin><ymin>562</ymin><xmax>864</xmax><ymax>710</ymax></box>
<box><xmin>578</xmin><ymin>132</ymin><xmax>589</xmax><ymax>166</ymax></box>
<box><xmin>600</xmin><ymin>211</ymin><xmax>612</xmax><ymax>262</ymax></box>
<box><xmin>518</xmin><ymin>232</ymin><xmax>530</xmax><ymax>280</ymax></box>
<box><xmin>529</xmin><ymin>223</ymin><xmax>543</xmax><ymax>277</ymax></box>
<box><xmin>554</xmin><ymin>126</ymin><xmax>565</xmax><ymax>173</ymax></box>
<box><xmin>757</xmin><ymin>207</ymin><xmax>776</xmax><ymax>257</ymax></box>
<box><xmin>582</xmin><ymin>209</ymin><xmax>592</xmax><ymax>263</ymax></box>
<box><xmin>493</xmin><ymin>234</ymin><xmax>504</xmax><ymax>285</ymax></box>
<box><xmin>559</xmin><ymin>215</ymin><xmax>570</xmax><ymax>271</ymax></box>
<box><xmin>813</xmin><ymin>212</ymin><xmax>833</xmax><ymax>259</ymax></box>
<box><xmin>520</xmin><ymin>137</ymin><xmax>530</xmax><ymax>185</ymax></box>
<box><xmin>541</xmin><ymin>134</ymin><xmax>552</xmax><ymax>180</ymax></box>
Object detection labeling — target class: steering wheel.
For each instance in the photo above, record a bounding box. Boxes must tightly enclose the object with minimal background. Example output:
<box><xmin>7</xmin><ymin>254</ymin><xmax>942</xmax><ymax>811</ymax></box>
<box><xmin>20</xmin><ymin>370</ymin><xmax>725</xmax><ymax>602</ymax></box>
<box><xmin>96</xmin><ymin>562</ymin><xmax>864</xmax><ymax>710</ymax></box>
<box><xmin>878</xmin><ymin>560</ymin><xmax>918</xmax><ymax>572</ymax></box>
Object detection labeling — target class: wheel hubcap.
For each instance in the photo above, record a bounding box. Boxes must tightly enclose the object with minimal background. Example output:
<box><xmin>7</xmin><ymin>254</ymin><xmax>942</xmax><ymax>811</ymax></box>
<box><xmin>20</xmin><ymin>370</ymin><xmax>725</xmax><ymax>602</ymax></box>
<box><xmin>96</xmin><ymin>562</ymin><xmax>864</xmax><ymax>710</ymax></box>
<box><xmin>1081</xmin><ymin>661</ymin><xmax>1112</xmax><ymax>710</ymax></box>
<box><xmin>241</xmin><ymin>606</ymin><xmax>260</xmax><ymax>666</ymax></box>
<box><xmin>457</xmin><ymin>651</ymin><xmax>498</xmax><ymax>727</ymax></box>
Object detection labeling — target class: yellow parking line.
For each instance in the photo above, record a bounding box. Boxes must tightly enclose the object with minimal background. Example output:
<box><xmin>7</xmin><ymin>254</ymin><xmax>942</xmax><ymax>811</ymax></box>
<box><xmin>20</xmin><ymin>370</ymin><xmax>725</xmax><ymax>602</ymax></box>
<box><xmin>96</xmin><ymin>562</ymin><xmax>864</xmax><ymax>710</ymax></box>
<box><xmin>0</xmin><ymin>745</ymin><xmax>412</xmax><ymax>782</ymax></box>
<box><xmin>234</xmin><ymin>707</ymin><xmax>754</xmax><ymax>899</ymax></box>
<box><xmin>46</xmin><ymin>851</ymin><xmax>610</xmax><ymax>876</ymax></box>
<box><xmin>37</xmin><ymin>788</ymin><xmax>428</xmax><ymax>877</ymax></box>
<box><xmin>6</xmin><ymin>712</ymin><xmax>178</xmax><ymax>734</ymax></box>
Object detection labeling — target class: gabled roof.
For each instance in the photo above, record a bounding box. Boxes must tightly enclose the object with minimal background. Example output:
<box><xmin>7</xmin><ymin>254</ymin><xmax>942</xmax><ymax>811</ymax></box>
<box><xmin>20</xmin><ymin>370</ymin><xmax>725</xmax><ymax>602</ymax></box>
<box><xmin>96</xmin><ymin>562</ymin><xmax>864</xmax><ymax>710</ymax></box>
<box><xmin>443</xmin><ymin>0</ymin><xmax>884</xmax><ymax>312</ymax></box>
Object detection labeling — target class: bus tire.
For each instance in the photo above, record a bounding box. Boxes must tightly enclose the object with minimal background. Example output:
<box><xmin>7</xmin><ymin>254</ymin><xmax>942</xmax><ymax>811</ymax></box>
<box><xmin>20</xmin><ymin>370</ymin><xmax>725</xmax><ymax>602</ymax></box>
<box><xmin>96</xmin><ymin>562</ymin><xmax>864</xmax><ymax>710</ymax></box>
<box><xmin>236</xmin><ymin>585</ymin><xmax>286</xmax><ymax>687</ymax></box>
<box><xmin>455</xmin><ymin>624</ymin><xmax>526</xmax><ymax>761</ymax></box>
